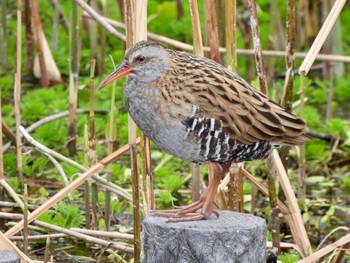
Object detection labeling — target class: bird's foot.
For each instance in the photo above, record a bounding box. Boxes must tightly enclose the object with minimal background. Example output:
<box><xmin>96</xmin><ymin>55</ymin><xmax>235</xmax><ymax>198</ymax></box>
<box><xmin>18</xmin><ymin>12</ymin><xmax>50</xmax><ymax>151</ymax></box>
<box><xmin>149</xmin><ymin>198</ymin><xmax>220</xmax><ymax>222</ymax></box>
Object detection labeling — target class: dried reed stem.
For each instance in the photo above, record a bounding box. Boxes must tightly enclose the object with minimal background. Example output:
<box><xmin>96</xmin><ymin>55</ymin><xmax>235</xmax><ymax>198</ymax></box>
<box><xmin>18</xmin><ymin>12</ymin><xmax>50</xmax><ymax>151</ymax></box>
<box><xmin>281</xmin><ymin>0</ymin><xmax>296</xmax><ymax>113</ymax></box>
<box><xmin>23</xmin><ymin>184</ymin><xmax>29</xmax><ymax>254</ymax></box>
<box><xmin>67</xmin><ymin>0</ymin><xmax>80</xmax><ymax>155</ymax></box>
<box><xmin>204</xmin><ymin>0</ymin><xmax>220</xmax><ymax>62</ymax></box>
<box><xmin>124</xmin><ymin>1</ymin><xmax>148</xmax><ymax>261</ymax></box>
<box><xmin>189</xmin><ymin>0</ymin><xmax>204</xmax><ymax>56</ymax></box>
<box><xmin>225</xmin><ymin>0</ymin><xmax>237</xmax><ymax>71</ymax></box>
<box><xmin>15</xmin><ymin>0</ymin><xmax>23</xmax><ymax>185</ymax></box>
<box><xmin>273</xmin><ymin>150</ymin><xmax>312</xmax><ymax>256</ymax></box>
<box><xmin>189</xmin><ymin>0</ymin><xmax>204</xmax><ymax>202</ymax></box>
<box><xmin>248</xmin><ymin>0</ymin><xmax>280</xmax><ymax>252</ymax></box>
<box><xmin>299</xmin><ymin>0</ymin><xmax>347</xmax><ymax>75</ymax></box>
<box><xmin>248</xmin><ymin>0</ymin><xmax>268</xmax><ymax>94</ymax></box>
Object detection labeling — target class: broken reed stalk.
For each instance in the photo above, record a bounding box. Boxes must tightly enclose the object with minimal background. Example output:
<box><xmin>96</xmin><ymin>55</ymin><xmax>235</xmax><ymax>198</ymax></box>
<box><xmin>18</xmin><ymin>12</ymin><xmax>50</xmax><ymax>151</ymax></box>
<box><xmin>225</xmin><ymin>0</ymin><xmax>243</xmax><ymax>213</ymax></box>
<box><xmin>30</xmin><ymin>0</ymin><xmax>49</xmax><ymax>87</ymax></box>
<box><xmin>281</xmin><ymin>0</ymin><xmax>296</xmax><ymax>113</ymax></box>
<box><xmin>15</xmin><ymin>0</ymin><xmax>23</xmax><ymax>186</ymax></box>
<box><xmin>67</xmin><ymin>0</ymin><xmax>80</xmax><ymax>155</ymax></box>
<box><xmin>141</xmin><ymin>132</ymin><xmax>154</xmax><ymax>212</ymax></box>
<box><xmin>298</xmin><ymin>0</ymin><xmax>347</xmax><ymax>75</ymax></box>
<box><xmin>248</xmin><ymin>0</ymin><xmax>281</xmax><ymax>253</ymax></box>
<box><xmin>189</xmin><ymin>0</ymin><xmax>203</xmax><ymax>202</ymax></box>
<box><xmin>24</xmin><ymin>0</ymin><xmax>34</xmax><ymax>75</ymax></box>
<box><xmin>204</xmin><ymin>0</ymin><xmax>220</xmax><ymax>63</ymax></box>
<box><xmin>0</xmin><ymin>0</ymin><xmax>6</xmax><ymax>71</ymax></box>
<box><xmin>5</xmin><ymin>132</ymin><xmax>140</xmax><ymax>238</ymax></box>
<box><xmin>273</xmin><ymin>150</ymin><xmax>311</xmax><ymax>256</ymax></box>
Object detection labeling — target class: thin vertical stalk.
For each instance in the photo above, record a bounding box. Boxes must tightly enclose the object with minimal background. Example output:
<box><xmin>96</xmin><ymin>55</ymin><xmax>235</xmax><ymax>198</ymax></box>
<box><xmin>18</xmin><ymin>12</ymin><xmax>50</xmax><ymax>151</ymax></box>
<box><xmin>225</xmin><ymin>0</ymin><xmax>243</xmax><ymax>213</ymax></box>
<box><xmin>248</xmin><ymin>0</ymin><xmax>267</xmax><ymax>94</ymax></box>
<box><xmin>141</xmin><ymin>133</ymin><xmax>154</xmax><ymax>211</ymax></box>
<box><xmin>49</xmin><ymin>0</ymin><xmax>70</xmax><ymax>33</ymax></box>
<box><xmin>248</xmin><ymin>0</ymin><xmax>279</xmax><ymax>251</ymax></box>
<box><xmin>104</xmin><ymin>59</ymin><xmax>118</xmax><ymax>231</ymax></box>
<box><xmin>52</xmin><ymin>0</ymin><xmax>60</xmax><ymax>50</ymax></box>
<box><xmin>282</xmin><ymin>0</ymin><xmax>296</xmax><ymax>113</ymax></box>
<box><xmin>23</xmin><ymin>184</ymin><xmax>28</xmax><ymax>254</ymax></box>
<box><xmin>225</xmin><ymin>0</ymin><xmax>236</xmax><ymax>71</ymax></box>
<box><xmin>99</xmin><ymin>0</ymin><xmax>109</xmax><ymax>75</ymax></box>
<box><xmin>189</xmin><ymin>0</ymin><xmax>203</xmax><ymax>201</ymax></box>
<box><xmin>43</xmin><ymin>236</ymin><xmax>51</xmax><ymax>263</ymax></box>
<box><xmin>15</xmin><ymin>0</ymin><xmax>23</xmax><ymax>185</ymax></box>
<box><xmin>87</xmin><ymin>59</ymin><xmax>97</xmax><ymax>230</ymax></box>
<box><xmin>298</xmin><ymin>75</ymin><xmax>307</xmax><ymax>197</ymax></box>
<box><xmin>0</xmin><ymin>94</ymin><xmax>4</xmax><ymax>230</ymax></box>
<box><xmin>177</xmin><ymin>0</ymin><xmax>184</xmax><ymax>20</ymax></box>
<box><xmin>242</xmin><ymin>0</ymin><xmax>253</xmax><ymax>82</ymax></box>
<box><xmin>0</xmin><ymin>94</ymin><xmax>3</xmax><ymax>180</ymax></box>
<box><xmin>189</xmin><ymin>0</ymin><xmax>204</xmax><ymax>56</ymax></box>
<box><xmin>30</xmin><ymin>0</ymin><xmax>49</xmax><ymax>87</ymax></box>
<box><xmin>89</xmin><ymin>0</ymin><xmax>98</xmax><ymax>60</ymax></box>
<box><xmin>68</xmin><ymin>0</ymin><xmax>80</xmax><ymax>155</ymax></box>
<box><xmin>83</xmin><ymin>124</ymin><xmax>91</xmax><ymax>229</ymax></box>
<box><xmin>1</xmin><ymin>0</ymin><xmax>7</xmax><ymax>72</ymax></box>
<box><xmin>125</xmin><ymin>1</ymin><xmax>148</xmax><ymax>261</ymax></box>
<box><xmin>25</xmin><ymin>0</ymin><xmax>34</xmax><ymax>75</ymax></box>
<box><xmin>204</xmin><ymin>0</ymin><xmax>220</xmax><ymax>62</ymax></box>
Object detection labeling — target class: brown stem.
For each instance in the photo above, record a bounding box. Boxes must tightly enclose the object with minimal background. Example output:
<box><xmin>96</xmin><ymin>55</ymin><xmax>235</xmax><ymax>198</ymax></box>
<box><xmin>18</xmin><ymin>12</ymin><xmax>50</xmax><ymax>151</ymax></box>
<box><xmin>204</xmin><ymin>0</ymin><xmax>220</xmax><ymax>63</ymax></box>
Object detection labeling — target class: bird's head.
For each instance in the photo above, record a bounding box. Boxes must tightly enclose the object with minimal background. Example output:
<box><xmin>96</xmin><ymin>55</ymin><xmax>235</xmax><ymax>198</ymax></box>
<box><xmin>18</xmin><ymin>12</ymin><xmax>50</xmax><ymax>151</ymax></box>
<box><xmin>97</xmin><ymin>41</ymin><xmax>170</xmax><ymax>90</ymax></box>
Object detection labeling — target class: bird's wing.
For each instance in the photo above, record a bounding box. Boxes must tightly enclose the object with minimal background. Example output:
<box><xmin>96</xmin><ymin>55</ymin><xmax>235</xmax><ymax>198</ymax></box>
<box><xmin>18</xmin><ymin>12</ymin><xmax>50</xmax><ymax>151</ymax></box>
<box><xmin>188</xmin><ymin>63</ymin><xmax>309</xmax><ymax>146</ymax></box>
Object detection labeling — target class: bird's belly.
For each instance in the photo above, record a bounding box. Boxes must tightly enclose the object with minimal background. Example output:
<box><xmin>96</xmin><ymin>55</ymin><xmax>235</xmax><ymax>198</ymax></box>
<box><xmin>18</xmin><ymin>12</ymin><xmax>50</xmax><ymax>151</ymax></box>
<box><xmin>126</xmin><ymin>97</ymin><xmax>206</xmax><ymax>163</ymax></box>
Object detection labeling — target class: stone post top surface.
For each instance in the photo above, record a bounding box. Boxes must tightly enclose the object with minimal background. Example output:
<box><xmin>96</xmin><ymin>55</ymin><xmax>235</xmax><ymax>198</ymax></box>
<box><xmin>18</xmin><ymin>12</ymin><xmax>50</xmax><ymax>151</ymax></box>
<box><xmin>143</xmin><ymin>210</ymin><xmax>266</xmax><ymax>230</ymax></box>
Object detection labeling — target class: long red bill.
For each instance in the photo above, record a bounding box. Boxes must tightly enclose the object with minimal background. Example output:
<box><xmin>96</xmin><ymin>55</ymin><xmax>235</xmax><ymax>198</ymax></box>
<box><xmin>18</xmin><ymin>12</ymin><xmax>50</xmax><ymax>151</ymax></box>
<box><xmin>96</xmin><ymin>62</ymin><xmax>132</xmax><ymax>90</ymax></box>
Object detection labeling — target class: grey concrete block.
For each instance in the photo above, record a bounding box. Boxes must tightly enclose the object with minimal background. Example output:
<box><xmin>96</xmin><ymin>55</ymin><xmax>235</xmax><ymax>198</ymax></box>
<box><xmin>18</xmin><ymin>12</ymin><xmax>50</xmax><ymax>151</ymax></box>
<box><xmin>142</xmin><ymin>211</ymin><xmax>266</xmax><ymax>263</ymax></box>
<box><xmin>0</xmin><ymin>250</ymin><xmax>20</xmax><ymax>263</ymax></box>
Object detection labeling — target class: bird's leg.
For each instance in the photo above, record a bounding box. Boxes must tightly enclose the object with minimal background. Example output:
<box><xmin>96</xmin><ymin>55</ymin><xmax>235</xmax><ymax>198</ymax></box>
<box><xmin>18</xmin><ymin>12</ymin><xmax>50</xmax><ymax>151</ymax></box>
<box><xmin>150</xmin><ymin>162</ymin><xmax>230</xmax><ymax>222</ymax></box>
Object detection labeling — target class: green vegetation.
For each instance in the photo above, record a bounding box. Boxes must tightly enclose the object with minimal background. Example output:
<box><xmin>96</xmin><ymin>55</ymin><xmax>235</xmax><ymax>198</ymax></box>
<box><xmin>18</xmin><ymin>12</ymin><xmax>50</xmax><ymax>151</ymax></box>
<box><xmin>1</xmin><ymin>0</ymin><xmax>350</xmax><ymax>262</ymax></box>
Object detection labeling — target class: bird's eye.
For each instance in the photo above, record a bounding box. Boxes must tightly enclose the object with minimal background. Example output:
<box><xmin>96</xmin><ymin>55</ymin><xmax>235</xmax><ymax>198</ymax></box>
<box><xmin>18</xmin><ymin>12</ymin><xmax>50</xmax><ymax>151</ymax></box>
<box><xmin>136</xmin><ymin>55</ymin><xmax>146</xmax><ymax>62</ymax></box>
